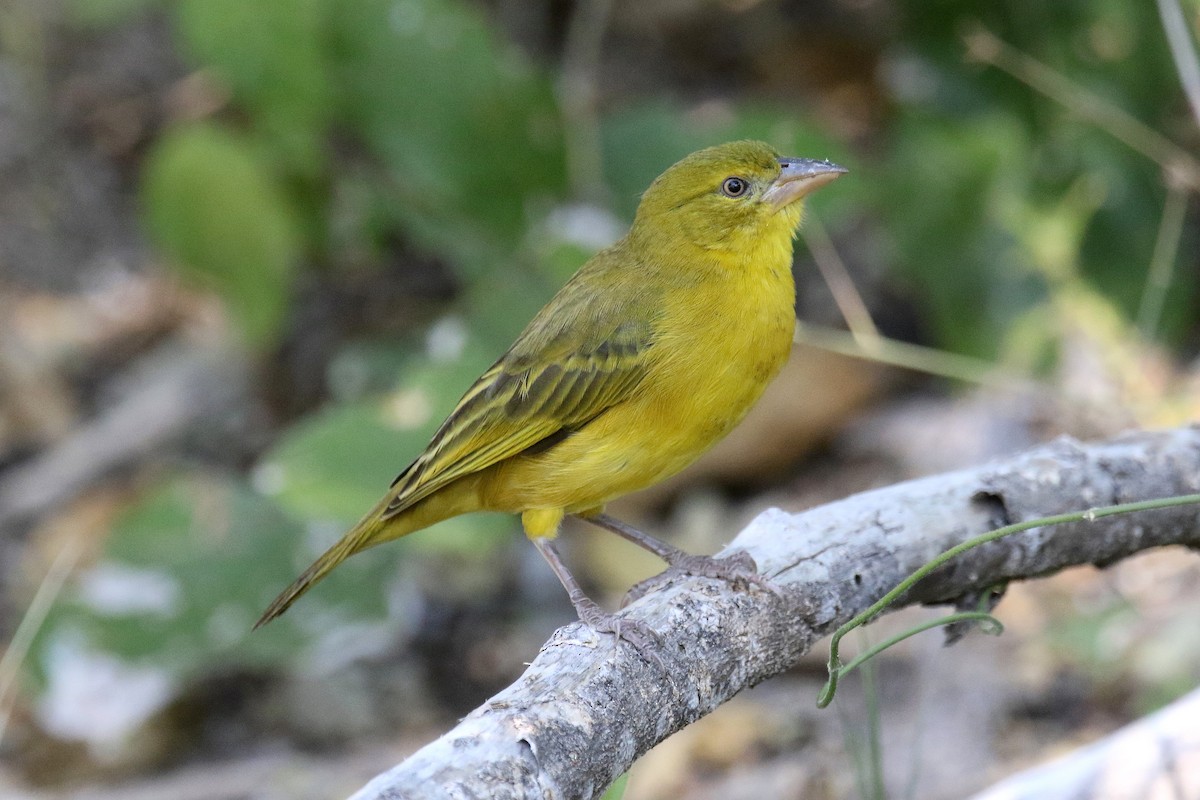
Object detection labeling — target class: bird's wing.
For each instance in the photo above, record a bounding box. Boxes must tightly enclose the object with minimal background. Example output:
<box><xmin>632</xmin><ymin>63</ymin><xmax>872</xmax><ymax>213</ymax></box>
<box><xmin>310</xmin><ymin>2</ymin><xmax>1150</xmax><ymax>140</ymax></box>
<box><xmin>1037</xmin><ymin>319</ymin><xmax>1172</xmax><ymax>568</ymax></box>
<box><xmin>384</xmin><ymin>272</ymin><xmax>657</xmax><ymax>517</ymax></box>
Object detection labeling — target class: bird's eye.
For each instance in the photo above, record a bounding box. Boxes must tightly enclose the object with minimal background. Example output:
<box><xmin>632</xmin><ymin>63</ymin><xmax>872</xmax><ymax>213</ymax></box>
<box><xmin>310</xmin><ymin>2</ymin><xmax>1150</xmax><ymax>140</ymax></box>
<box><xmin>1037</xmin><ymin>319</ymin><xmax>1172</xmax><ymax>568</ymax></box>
<box><xmin>720</xmin><ymin>176</ymin><xmax>749</xmax><ymax>198</ymax></box>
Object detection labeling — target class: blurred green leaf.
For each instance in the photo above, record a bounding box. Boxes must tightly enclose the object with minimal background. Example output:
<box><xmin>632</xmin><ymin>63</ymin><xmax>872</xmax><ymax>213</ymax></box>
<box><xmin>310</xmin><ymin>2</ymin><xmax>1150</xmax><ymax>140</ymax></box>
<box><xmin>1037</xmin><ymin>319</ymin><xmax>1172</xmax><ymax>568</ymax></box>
<box><xmin>141</xmin><ymin>123</ymin><xmax>301</xmax><ymax>344</ymax></box>
<box><xmin>29</xmin><ymin>463</ymin><xmax>506</xmax><ymax>697</ymax></box>
<box><xmin>259</xmin><ymin>400</ymin><xmax>423</xmax><ymax>524</ymax></box>
<box><xmin>327</xmin><ymin>0</ymin><xmax>566</xmax><ymax>275</ymax></box>
<box><xmin>258</xmin><ymin>332</ymin><xmax>504</xmax><ymax>538</ymax></box>
<box><xmin>256</xmin><ymin>339</ymin><xmax>514</xmax><ymax>572</ymax></box>
<box><xmin>325</xmin><ymin>337</ymin><xmax>425</xmax><ymax>404</ymax></box>
<box><xmin>876</xmin><ymin>112</ymin><xmax>1045</xmax><ymax>357</ymax></box>
<box><xmin>31</xmin><ymin>473</ymin><xmax>309</xmax><ymax>688</ymax></box>
<box><xmin>879</xmin><ymin>0</ymin><xmax>1199</xmax><ymax>354</ymax></box>
<box><xmin>1077</xmin><ymin>142</ymin><xmax>1197</xmax><ymax>337</ymax></box>
<box><xmin>176</xmin><ymin>0</ymin><xmax>333</xmax><ymax>175</ymax></box>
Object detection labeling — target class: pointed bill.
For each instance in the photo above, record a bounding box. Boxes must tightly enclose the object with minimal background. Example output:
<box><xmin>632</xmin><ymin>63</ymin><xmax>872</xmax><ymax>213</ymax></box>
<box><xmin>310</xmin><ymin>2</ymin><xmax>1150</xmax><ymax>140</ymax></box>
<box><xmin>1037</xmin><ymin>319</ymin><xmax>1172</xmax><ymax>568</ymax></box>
<box><xmin>762</xmin><ymin>158</ymin><xmax>848</xmax><ymax>210</ymax></box>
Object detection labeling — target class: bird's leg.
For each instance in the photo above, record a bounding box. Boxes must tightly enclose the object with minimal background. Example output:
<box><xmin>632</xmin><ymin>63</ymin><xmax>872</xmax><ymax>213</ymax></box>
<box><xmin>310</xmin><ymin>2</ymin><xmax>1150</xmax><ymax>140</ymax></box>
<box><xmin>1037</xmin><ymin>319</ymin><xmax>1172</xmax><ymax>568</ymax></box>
<box><xmin>578</xmin><ymin>512</ymin><xmax>778</xmax><ymax>604</ymax></box>
<box><xmin>531</xmin><ymin>537</ymin><xmax>662</xmax><ymax>665</ymax></box>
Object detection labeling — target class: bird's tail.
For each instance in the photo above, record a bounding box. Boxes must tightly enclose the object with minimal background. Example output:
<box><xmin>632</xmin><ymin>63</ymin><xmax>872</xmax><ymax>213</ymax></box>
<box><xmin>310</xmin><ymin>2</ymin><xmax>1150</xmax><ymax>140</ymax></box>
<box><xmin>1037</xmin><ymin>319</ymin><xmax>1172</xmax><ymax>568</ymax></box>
<box><xmin>253</xmin><ymin>496</ymin><xmax>397</xmax><ymax>629</ymax></box>
<box><xmin>253</xmin><ymin>478</ymin><xmax>478</xmax><ymax>628</ymax></box>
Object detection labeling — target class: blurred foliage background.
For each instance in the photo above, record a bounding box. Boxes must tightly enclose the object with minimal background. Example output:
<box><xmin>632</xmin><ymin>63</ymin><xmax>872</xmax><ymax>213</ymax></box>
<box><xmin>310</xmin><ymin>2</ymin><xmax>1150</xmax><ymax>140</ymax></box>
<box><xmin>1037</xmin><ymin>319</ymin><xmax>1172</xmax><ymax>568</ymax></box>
<box><xmin>1</xmin><ymin>0</ymin><xmax>1198</xmax><ymax>797</ymax></box>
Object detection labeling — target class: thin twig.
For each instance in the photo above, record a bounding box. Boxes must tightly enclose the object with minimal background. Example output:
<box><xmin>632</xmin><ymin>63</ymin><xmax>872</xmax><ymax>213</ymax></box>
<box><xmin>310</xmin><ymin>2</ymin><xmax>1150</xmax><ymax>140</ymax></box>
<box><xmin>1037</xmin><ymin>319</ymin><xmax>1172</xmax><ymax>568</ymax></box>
<box><xmin>793</xmin><ymin>321</ymin><xmax>1038</xmax><ymax>391</ymax></box>
<box><xmin>0</xmin><ymin>536</ymin><xmax>83</xmax><ymax>745</ymax></box>
<box><xmin>801</xmin><ymin>214</ymin><xmax>881</xmax><ymax>343</ymax></box>
<box><xmin>1137</xmin><ymin>185</ymin><xmax>1189</xmax><ymax>339</ymax></box>
<box><xmin>858</xmin><ymin>629</ymin><xmax>886</xmax><ymax>800</ymax></box>
<box><xmin>963</xmin><ymin>27</ymin><xmax>1200</xmax><ymax>191</ymax></box>
<box><xmin>1156</xmin><ymin>0</ymin><xmax>1200</xmax><ymax>129</ymax></box>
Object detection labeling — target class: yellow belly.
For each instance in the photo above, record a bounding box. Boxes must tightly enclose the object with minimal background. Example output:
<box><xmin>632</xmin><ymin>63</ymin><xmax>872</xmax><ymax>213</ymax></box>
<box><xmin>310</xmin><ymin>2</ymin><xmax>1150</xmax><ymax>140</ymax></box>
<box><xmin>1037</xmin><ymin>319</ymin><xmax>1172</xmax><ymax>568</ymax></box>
<box><xmin>481</xmin><ymin>266</ymin><xmax>795</xmax><ymax>515</ymax></box>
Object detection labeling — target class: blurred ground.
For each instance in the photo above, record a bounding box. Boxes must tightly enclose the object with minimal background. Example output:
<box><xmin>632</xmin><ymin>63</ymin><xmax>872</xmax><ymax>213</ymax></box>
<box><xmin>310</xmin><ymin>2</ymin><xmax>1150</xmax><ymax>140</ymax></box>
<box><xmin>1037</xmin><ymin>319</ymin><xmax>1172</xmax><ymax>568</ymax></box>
<box><xmin>1</xmin><ymin>0</ymin><xmax>1199</xmax><ymax>798</ymax></box>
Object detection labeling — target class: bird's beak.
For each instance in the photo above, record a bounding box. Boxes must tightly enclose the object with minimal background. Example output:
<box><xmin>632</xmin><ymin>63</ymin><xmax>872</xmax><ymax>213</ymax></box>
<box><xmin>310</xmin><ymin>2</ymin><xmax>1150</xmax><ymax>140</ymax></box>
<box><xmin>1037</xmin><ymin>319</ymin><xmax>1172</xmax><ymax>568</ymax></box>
<box><xmin>762</xmin><ymin>158</ymin><xmax>848</xmax><ymax>210</ymax></box>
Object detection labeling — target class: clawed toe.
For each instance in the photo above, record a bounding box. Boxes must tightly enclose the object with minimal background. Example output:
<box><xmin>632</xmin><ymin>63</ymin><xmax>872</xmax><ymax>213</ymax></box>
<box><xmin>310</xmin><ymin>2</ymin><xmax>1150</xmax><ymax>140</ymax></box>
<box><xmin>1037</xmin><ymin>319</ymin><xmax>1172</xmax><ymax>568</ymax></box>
<box><xmin>577</xmin><ymin>605</ymin><xmax>664</xmax><ymax>668</ymax></box>
<box><xmin>621</xmin><ymin>574</ymin><xmax>666</xmax><ymax>606</ymax></box>
<box><xmin>673</xmin><ymin>551</ymin><xmax>780</xmax><ymax>594</ymax></box>
<box><xmin>622</xmin><ymin>550</ymin><xmax>782</xmax><ymax>606</ymax></box>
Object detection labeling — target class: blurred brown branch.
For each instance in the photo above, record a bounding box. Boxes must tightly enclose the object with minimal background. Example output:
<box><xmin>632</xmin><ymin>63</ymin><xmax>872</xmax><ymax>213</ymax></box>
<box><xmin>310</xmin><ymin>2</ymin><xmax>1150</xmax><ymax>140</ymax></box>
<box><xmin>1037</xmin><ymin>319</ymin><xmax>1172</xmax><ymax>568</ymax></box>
<box><xmin>351</xmin><ymin>427</ymin><xmax>1200</xmax><ymax>800</ymax></box>
<box><xmin>963</xmin><ymin>26</ymin><xmax>1200</xmax><ymax>192</ymax></box>
<box><xmin>558</xmin><ymin>0</ymin><xmax>613</xmax><ymax>205</ymax></box>
<box><xmin>0</xmin><ymin>344</ymin><xmax>252</xmax><ymax>530</ymax></box>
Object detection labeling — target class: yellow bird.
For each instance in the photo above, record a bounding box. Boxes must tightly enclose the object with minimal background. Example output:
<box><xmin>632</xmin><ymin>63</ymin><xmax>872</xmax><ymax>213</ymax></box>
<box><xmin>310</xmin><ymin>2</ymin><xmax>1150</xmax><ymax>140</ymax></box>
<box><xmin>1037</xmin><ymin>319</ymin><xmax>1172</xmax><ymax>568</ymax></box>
<box><xmin>256</xmin><ymin>141</ymin><xmax>845</xmax><ymax>638</ymax></box>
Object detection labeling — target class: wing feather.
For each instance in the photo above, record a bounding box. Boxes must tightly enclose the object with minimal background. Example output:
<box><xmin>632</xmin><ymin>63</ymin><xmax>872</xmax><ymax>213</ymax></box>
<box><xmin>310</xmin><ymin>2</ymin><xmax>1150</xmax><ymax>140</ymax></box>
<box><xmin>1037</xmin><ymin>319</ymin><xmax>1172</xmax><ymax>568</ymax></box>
<box><xmin>384</xmin><ymin>296</ymin><xmax>656</xmax><ymax>516</ymax></box>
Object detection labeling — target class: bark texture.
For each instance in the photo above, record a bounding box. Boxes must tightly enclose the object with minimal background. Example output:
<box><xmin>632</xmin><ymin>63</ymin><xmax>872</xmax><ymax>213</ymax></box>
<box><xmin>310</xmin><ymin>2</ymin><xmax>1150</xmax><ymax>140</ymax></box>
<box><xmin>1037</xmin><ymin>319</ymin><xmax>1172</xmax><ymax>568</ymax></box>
<box><xmin>352</xmin><ymin>427</ymin><xmax>1200</xmax><ymax>800</ymax></box>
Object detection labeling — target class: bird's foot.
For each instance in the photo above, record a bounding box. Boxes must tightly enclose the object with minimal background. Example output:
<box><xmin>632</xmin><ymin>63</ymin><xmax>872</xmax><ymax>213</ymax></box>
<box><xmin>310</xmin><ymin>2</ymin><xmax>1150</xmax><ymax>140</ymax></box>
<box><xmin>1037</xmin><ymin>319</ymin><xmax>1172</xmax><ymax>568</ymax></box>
<box><xmin>573</xmin><ymin>597</ymin><xmax>664</xmax><ymax>669</ymax></box>
<box><xmin>624</xmin><ymin>550</ymin><xmax>781</xmax><ymax>606</ymax></box>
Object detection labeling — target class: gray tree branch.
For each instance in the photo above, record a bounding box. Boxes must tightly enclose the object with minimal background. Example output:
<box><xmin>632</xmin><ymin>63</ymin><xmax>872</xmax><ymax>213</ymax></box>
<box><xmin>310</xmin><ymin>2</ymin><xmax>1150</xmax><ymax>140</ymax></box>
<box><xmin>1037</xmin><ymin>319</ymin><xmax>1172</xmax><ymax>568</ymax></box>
<box><xmin>352</xmin><ymin>427</ymin><xmax>1200</xmax><ymax>800</ymax></box>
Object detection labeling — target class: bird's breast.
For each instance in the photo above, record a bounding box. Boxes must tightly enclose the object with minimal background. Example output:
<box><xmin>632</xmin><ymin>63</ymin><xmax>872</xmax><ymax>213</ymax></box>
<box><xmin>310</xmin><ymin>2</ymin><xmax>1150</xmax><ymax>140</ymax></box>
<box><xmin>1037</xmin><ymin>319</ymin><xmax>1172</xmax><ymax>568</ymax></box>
<box><xmin>481</xmin><ymin>248</ymin><xmax>796</xmax><ymax>513</ymax></box>
<box><xmin>651</xmin><ymin>263</ymin><xmax>795</xmax><ymax>438</ymax></box>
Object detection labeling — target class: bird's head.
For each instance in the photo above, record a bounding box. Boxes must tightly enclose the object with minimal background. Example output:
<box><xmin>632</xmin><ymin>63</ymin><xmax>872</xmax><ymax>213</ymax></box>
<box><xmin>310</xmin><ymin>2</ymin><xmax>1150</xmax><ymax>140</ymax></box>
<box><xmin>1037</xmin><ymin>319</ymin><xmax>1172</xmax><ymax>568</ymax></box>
<box><xmin>630</xmin><ymin>140</ymin><xmax>846</xmax><ymax>259</ymax></box>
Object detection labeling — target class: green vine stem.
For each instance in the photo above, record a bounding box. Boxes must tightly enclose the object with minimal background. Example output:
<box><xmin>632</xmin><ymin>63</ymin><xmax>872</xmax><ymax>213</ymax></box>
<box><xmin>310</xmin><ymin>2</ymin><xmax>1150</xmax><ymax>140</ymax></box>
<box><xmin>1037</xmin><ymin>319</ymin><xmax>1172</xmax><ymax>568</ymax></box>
<box><xmin>817</xmin><ymin>492</ymin><xmax>1200</xmax><ymax>708</ymax></box>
